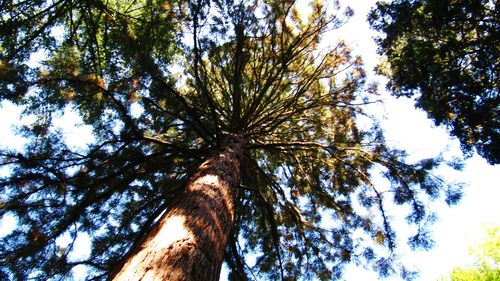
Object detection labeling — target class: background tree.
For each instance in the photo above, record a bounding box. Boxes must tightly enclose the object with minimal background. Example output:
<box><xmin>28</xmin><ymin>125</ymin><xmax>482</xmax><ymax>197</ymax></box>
<box><xmin>1</xmin><ymin>0</ymin><xmax>462</xmax><ymax>280</ymax></box>
<box><xmin>441</xmin><ymin>226</ymin><xmax>500</xmax><ymax>281</ymax></box>
<box><xmin>369</xmin><ymin>0</ymin><xmax>499</xmax><ymax>164</ymax></box>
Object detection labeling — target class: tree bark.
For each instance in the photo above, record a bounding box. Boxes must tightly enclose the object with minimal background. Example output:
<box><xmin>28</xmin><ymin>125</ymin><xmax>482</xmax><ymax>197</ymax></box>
<box><xmin>111</xmin><ymin>136</ymin><xmax>246</xmax><ymax>281</ymax></box>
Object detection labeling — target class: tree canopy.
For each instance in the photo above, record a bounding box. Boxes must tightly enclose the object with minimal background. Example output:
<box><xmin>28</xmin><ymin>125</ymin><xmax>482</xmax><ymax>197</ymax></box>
<box><xmin>441</xmin><ymin>226</ymin><xmax>500</xmax><ymax>281</ymax></box>
<box><xmin>369</xmin><ymin>0</ymin><xmax>499</xmax><ymax>164</ymax></box>
<box><xmin>1</xmin><ymin>0</ymin><xmax>461</xmax><ymax>280</ymax></box>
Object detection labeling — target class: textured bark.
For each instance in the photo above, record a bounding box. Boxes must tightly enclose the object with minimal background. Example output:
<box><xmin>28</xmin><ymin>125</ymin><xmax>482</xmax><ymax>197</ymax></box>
<box><xmin>111</xmin><ymin>136</ymin><xmax>246</xmax><ymax>281</ymax></box>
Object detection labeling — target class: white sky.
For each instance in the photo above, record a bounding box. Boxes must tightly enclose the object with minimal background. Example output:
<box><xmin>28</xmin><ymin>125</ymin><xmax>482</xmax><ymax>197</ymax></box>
<box><xmin>0</xmin><ymin>1</ymin><xmax>499</xmax><ymax>280</ymax></box>
<box><xmin>338</xmin><ymin>1</ymin><xmax>500</xmax><ymax>280</ymax></box>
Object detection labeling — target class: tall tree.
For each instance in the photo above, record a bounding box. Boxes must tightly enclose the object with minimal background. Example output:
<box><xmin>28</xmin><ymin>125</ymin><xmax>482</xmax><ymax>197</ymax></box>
<box><xmin>1</xmin><ymin>0</ymin><xmax>461</xmax><ymax>280</ymax></box>
<box><xmin>369</xmin><ymin>0</ymin><xmax>499</xmax><ymax>164</ymax></box>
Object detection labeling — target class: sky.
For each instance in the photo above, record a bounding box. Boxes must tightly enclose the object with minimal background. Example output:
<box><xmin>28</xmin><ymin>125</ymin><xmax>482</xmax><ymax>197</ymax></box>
<box><xmin>1</xmin><ymin>1</ymin><xmax>499</xmax><ymax>280</ymax></box>
<box><xmin>337</xmin><ymin>1</ymin><xmax>500</xmax><ymax>280</ymax></box>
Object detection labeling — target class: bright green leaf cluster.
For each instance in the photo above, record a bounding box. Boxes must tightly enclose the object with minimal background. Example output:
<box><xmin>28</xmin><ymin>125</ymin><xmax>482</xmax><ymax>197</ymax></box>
<box><xmin>441</xmin><ymin>226</ymin><xmax>500</xmax><ymax>281</ymax></box>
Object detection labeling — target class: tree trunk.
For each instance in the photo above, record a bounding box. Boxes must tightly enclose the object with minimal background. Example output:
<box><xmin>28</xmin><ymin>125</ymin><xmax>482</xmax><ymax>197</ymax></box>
<box><xmin>111</xmin><ymin>136</ymin><xmax>246</xmax><ymax>281</ymax></box>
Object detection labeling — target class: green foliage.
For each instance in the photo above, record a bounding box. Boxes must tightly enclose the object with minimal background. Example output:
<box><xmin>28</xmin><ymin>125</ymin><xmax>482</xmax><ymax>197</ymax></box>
<box><xmin>1</xmin><ymin>0</ymin><xmax>461</xmax><ymax>280</ymax></box>
<box><xmin>369</xmin><ymin>0</ymin><xmax>500</xmax><ymax>164</ymax></box>
<box><xmin>441</xmin><ymin>226</ymin><xmax>500</xmax><ymax>281</ymax></box>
